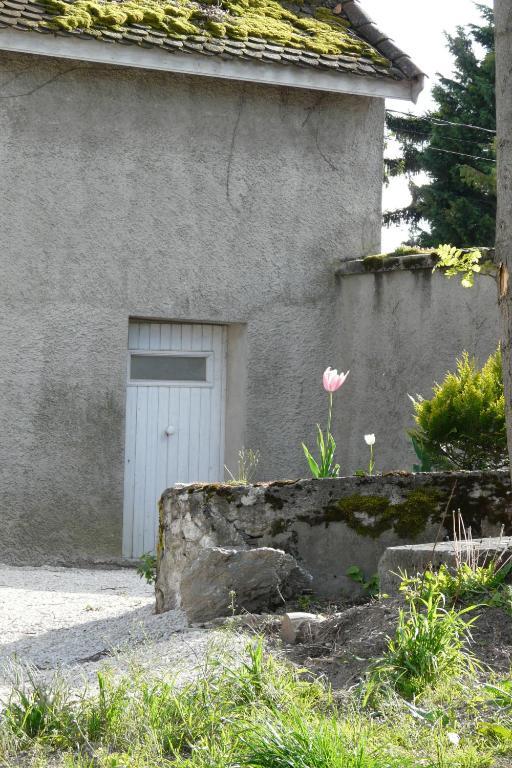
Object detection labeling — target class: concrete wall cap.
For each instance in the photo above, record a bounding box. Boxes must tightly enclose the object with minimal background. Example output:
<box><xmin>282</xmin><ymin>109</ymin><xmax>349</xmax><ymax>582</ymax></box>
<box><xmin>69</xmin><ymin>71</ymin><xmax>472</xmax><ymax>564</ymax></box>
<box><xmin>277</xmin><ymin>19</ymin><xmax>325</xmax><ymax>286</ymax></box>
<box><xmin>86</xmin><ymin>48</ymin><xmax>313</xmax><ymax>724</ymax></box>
<box><xmin>335</xmin><ymin>247</ymin><xmax>496</xmax><ymax>277</ymax></box>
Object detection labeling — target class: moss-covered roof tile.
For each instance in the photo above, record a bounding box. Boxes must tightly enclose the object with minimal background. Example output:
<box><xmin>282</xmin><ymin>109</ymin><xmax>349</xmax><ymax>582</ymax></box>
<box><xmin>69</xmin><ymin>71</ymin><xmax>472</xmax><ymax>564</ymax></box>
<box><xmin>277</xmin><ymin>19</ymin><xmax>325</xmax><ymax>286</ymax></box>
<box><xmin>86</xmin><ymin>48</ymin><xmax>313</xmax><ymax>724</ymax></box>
<box><xmin>0</xmin><ymin>0</ymin><xmax>423</xmax><ymax>84</ymax></box>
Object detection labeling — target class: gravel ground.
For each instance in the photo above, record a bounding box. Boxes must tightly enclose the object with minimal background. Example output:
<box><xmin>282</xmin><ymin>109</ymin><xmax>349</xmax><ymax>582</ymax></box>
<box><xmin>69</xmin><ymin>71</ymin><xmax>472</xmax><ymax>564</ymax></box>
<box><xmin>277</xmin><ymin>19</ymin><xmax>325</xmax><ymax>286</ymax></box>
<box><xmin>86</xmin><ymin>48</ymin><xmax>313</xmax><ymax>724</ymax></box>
<box><xmin>0</xmin><ymin>565</ymin><xmax>241</xmax><ymax>700</ymax></box>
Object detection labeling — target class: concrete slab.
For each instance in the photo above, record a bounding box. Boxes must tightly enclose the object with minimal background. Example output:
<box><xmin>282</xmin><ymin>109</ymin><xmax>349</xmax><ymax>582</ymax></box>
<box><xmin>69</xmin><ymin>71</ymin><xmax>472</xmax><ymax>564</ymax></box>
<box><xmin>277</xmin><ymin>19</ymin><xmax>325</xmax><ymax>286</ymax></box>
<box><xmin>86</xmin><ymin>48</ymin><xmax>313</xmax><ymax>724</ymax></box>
<box><xmin>378</xmin><ymin>537</ymin><xmax>512</xmax><ymax>594</ymax></box>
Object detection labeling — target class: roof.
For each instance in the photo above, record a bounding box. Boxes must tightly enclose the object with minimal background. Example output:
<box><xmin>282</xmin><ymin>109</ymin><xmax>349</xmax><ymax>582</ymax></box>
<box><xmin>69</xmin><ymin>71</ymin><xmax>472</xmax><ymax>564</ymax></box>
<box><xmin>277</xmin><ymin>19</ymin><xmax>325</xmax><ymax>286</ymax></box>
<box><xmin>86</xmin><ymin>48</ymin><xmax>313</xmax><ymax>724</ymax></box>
<box><xmin>0</xmin><ymin>0</ymin><xmax>424</xmax><ymax>99</ymax></box>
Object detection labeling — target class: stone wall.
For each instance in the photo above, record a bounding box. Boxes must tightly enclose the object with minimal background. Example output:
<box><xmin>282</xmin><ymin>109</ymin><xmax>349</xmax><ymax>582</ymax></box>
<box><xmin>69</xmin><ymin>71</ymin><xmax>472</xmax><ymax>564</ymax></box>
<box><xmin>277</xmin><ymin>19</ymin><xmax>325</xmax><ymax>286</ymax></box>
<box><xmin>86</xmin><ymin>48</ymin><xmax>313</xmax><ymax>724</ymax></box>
<box><xmin>156</xmin><ymin>470</ymin><xmax>512</xmax><ymax>621</ymax></box>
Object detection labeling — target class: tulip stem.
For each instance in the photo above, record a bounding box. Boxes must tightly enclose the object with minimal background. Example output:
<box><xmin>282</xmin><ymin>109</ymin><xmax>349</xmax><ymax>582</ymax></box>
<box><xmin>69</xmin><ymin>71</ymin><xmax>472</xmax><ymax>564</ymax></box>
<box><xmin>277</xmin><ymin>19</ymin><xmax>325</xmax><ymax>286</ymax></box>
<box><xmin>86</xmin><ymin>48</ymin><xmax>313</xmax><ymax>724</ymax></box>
<box><xmin>368</xmin><ymin>445</ymin><xmax>375</xmax><ymax>476</ymax></box>
<box><xmin>327</xmin><ymin>392</ymin><xmax>333</xmax><ymax>438</ymax></box>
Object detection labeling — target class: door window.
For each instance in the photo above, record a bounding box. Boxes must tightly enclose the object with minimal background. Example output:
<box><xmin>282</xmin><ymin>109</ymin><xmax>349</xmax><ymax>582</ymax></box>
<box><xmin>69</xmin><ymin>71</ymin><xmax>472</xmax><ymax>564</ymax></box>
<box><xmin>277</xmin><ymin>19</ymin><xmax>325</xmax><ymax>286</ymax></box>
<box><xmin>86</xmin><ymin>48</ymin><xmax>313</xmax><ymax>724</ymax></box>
<box><xmin>130</xmin><ymin>354</ymin><xmax>207</xmax><ymax>383</ymax></box>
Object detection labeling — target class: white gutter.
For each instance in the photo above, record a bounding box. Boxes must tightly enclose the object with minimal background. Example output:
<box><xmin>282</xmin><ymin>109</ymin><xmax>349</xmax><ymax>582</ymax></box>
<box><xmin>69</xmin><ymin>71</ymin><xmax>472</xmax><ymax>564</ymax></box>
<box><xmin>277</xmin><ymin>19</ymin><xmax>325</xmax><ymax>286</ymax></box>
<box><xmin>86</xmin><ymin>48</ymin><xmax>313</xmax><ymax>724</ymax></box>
<box><xmin>0</xmin><ymin>27</ymin><xmax>421</xmax><ymax>101</ymax></box>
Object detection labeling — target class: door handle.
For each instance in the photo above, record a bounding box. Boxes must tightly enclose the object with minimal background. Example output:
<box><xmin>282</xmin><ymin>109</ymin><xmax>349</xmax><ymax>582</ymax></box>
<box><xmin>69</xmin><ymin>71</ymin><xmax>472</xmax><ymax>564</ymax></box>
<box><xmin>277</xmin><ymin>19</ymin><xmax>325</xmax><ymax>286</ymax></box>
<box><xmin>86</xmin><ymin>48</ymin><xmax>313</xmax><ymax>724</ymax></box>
<box><xmin>165</xmin><ymin>426</ymin><xmax>176</xmax><ymax>436</ymax></box>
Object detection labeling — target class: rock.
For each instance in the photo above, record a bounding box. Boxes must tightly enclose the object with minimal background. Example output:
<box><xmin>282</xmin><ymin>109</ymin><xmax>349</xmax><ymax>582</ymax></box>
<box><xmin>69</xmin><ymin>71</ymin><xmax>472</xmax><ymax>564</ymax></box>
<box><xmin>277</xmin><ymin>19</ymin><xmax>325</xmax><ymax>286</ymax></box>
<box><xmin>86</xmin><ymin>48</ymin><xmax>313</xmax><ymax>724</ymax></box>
<box><xmin>378</xmin><ymin>536</ymin><xmax>512</xmax><ymax>595</ymax></box>
<box><xmin>177</xmin><ymin>546</ymin><xmax>312</xmax><ymax>623</ymax></box>
<box><xmin>281</xmin><ymin>612</ymin><xmax>325</xmax><ymax>644</ymax></box>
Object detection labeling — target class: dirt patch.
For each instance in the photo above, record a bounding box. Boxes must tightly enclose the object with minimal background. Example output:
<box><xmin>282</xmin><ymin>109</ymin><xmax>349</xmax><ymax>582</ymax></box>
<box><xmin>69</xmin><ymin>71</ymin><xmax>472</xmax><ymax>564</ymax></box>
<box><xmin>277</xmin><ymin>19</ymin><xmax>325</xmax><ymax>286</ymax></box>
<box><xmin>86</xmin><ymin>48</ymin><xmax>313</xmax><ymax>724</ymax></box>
<box><xmin>274</xmin><ymin>599</ymin><xmax>512</xmax><ymax>690</ymax></box>
<box><xmin>471</xmin><ymin>606</ymin><xmax>512</xmax><ymax>671</ymax></box>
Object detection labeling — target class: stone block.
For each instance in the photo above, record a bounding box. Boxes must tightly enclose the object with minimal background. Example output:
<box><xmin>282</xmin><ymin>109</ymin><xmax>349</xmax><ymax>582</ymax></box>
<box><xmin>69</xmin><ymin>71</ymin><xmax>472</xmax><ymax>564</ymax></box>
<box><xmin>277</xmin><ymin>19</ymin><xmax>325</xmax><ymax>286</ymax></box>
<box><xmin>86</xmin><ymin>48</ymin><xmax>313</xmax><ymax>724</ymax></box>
<box><xmin>163</xmin><ymin>545</ymin><xmax>312</xmax><ymax>623</ymax></box>
<box><xmin>378</xmin><ymin>537</ymin><xmax>512</xmax><ymax>595</ymax></box>
<box><xmin>281</xmin><ymin>612</ymin><xmax>325</xmax><ymax>644</ymax></box>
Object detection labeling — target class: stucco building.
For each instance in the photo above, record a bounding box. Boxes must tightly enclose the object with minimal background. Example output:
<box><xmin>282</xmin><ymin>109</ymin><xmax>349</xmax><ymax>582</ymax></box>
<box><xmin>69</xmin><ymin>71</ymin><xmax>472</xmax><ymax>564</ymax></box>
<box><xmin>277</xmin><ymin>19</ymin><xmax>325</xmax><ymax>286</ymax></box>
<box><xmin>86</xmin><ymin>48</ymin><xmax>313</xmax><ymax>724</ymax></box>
<box><xmin>1</xmin><ymin>0</ymin><xmax>480</xmax><ymax>565</ymax></box>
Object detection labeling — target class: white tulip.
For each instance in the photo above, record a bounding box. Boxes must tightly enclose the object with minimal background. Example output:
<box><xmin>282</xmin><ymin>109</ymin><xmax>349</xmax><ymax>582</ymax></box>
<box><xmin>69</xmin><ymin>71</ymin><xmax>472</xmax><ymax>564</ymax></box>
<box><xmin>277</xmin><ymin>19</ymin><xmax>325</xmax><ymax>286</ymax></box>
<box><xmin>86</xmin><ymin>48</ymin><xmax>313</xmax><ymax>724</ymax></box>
<box><xmin>364</xmin><ymin>434</ymin><xmax>376</xmax><ymax>446</ymax></box>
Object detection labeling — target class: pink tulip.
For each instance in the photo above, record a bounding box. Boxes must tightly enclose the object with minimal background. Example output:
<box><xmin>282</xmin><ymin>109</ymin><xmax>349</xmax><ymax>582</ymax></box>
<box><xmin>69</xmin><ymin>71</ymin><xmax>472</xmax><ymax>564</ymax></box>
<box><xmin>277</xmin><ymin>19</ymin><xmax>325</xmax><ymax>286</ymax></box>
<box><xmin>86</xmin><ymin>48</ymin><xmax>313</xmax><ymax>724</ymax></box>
<box><xmin>323</xmin><ymin>367</ymin><xmax>349</xmax><ymax>393</ymax></box>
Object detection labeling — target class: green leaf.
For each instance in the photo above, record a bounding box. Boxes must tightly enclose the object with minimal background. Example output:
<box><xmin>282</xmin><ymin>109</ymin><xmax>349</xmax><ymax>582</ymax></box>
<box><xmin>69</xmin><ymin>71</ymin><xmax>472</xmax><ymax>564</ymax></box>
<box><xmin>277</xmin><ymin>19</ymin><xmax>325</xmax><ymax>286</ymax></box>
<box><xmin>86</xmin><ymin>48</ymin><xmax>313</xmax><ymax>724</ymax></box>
<box><xmin>478</xmin><ymin>722</ymin><xmax>512</xmax><ymax>742</ymax></box>
<box><xmin>302</xmin><ymin>443</ymin><xmax>320</xmax><ymax>478</ymax></box>
<box><xmin>346</xmin><ymin>566</ymin><xmax>364</xmax><ymax>583</ymax></box>
<box><xmin>316</xmin><ymin>424</ymin><xmax>325</xmax><ymax>455</ymax></box>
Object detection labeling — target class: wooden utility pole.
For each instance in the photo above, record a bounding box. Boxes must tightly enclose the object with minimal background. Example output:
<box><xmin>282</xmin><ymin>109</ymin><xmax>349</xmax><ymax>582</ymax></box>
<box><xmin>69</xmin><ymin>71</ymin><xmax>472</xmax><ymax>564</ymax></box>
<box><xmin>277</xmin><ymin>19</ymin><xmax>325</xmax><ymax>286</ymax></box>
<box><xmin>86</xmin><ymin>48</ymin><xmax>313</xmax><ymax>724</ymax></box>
<box><xmin>495</xmin><ymin>0</ymin><xmax>512</xmax><ymax>468</ymax></box>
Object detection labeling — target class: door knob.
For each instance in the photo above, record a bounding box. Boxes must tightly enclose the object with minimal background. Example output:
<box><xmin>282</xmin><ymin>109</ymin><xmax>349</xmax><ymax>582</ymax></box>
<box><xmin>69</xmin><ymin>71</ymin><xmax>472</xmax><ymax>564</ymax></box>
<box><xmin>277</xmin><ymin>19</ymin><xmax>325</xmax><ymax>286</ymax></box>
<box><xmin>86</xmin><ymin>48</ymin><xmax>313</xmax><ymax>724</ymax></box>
<box><xmin>165</xmin><ymin>426</ymin><xmax>176</xmax><ymax>436</ymax></box>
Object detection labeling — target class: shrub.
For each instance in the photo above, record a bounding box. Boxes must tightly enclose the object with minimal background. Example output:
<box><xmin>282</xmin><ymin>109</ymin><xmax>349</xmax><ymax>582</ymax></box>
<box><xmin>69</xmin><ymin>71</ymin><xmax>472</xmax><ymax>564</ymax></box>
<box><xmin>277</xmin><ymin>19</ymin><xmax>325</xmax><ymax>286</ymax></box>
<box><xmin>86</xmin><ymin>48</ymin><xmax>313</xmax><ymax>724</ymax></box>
<box><xmin>409</xmin><ymin>347</ymin><xmax>507</xmax><ymax>470</ymax></box>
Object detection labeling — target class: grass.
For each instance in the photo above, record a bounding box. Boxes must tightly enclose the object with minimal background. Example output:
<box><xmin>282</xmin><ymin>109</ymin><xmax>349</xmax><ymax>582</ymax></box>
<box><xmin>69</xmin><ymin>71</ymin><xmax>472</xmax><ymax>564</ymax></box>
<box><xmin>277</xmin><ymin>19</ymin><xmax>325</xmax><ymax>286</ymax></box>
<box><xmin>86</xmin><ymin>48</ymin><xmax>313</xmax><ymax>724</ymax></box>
<box><xmin>365</xmin><ymin>587</ymin><xmax>480</xmax><ymax>701</ymax></box>
<box><xmin>2</xmin><ymin>548</ymin><xmax>512</xmax><ymax>768</ymax></box>
<box><xmin>0</xmin><ymin>630</ymin><xmax>511</xmax><ymax>768</ymax></box>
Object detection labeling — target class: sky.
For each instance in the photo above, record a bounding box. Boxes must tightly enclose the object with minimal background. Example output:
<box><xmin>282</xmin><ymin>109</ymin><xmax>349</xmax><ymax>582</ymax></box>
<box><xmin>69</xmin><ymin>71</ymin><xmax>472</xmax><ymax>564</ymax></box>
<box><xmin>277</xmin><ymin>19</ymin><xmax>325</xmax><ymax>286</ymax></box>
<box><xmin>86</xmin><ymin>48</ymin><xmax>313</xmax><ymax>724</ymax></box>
<box><xmin>360</xmin><ymin>0</ymin><xmax>493</xmax><ymax>251</ymax></box>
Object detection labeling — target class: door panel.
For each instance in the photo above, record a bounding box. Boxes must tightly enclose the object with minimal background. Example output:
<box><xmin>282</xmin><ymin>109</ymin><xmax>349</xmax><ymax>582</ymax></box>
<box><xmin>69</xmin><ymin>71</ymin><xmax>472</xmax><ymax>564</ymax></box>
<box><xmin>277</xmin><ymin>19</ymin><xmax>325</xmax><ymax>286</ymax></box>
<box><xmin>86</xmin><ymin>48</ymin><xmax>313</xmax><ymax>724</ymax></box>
<box><xmin>122</xmin><ymin>321</ymin><xmax>226</xmax><ymax>558</ymax></box>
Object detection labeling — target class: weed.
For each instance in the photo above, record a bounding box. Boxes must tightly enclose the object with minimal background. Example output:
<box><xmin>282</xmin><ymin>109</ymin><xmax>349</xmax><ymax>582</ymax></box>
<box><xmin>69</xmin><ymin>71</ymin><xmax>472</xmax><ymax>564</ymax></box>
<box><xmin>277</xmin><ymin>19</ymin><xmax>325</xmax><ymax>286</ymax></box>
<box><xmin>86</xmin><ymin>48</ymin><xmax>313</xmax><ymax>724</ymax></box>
<box><xmin>346</xmin><ymin>566</ymin><xmax>379</xmax><ymax>597</ymax></box>
<box><xmin>241</xmin><ymin>712</ymin><xmax>404</xmax><ymax>768</ymax></box>
<box><xmin>365</xmin><ymin>586</ymin><xmax>480</xmax><ymax>701</ymax></box>
<box><xmin>399</xmin><ymin>560</ymin><xmax>511</xmax><ymax>605</ymax></box>
<box><xmin>3</xmin><ymin>668</ymin><xmax>79</xmax><ymax>747</ymax></box>
<box><xmin>225</xmin><ymin>448</ymin><xmax>260</xmax><ymax>485</ymax></box>
<box><xmin>484</xmin><ymin>679</ymin><xmax>512</xmax><ymax>710</ymax></box>
<box><xmin>400</xmin><ymin>514</ymin><xmax>512</xmax><ymax>606</ymax></box>
<box><xmin>297</xmin><ymin>594</ymin><xmax>312</xmax><ymax>611</ymax></box>
<box><xmin>136</xmin><ymin>552</ymin><xmax>157</xmax><ymax>585</ymax></box>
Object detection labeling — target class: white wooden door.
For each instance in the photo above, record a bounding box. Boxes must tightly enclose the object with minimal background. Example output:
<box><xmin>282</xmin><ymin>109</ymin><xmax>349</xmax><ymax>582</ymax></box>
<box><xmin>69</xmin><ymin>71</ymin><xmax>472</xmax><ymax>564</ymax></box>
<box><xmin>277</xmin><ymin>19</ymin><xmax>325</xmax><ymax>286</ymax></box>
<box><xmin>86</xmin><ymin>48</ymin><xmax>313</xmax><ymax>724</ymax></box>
<box><xmin>122</xmin><ymin>321</ymin><xmax>226</xmax><ymax>558</ymax></box>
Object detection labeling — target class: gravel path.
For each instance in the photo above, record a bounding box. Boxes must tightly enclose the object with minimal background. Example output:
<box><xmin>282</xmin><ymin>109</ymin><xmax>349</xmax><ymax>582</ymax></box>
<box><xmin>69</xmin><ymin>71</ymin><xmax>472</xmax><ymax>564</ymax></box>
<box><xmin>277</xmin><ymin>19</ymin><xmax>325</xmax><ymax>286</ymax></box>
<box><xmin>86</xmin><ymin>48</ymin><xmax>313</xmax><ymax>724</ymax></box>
<box><xmin>0</xmin><ymin>566</ymin><xmax>239</xmax><ymax>699</ymax></box>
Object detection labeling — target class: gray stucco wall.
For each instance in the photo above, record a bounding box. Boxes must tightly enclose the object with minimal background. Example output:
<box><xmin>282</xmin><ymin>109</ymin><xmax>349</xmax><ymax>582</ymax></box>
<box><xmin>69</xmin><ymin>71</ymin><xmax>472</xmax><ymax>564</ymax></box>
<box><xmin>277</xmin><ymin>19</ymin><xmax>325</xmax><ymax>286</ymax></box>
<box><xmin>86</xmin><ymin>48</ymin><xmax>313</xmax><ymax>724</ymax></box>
<box><xmin>0</xmin><ymin>51</ymin><xmax>384</xmax><ymax>563</ymax></box>
<box><xmin>332</xmin><ymin>264</ymin><xmax>500</xmax><ymax>475</ymax></box>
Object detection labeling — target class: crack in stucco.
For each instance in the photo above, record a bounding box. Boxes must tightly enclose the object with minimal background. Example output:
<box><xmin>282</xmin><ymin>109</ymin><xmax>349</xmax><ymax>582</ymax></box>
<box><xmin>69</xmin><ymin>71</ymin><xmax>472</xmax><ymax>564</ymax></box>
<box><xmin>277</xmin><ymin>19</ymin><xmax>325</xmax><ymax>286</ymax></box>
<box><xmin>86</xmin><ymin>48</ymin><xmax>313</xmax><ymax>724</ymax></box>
<box><xmin>0</xmin><ymin>63</ymin><xmax>36</xmax><ymax>90</ymax></box>
<box><xmin>314</xmin><ymin>126</ymin><xmax>340</xmax><ymax>172</ymax></box>
<box><xmin>0</xmin><ymin>65</ymin><xmax>81</xmax><ymax>98</ymax></box>
<box><xmin>226</xmin><ymin>92</ymin><xmax>245</xmax><ymax>211</ymax></box>
<box><xmin>301</xmin><ymin>94</ymin><xmax>324</xmax><ymax>128</ymax></box>
<box><xmin>301</xmin><ymin>94</ymin><xmax>340</xmax><ymax>172</ymax></box>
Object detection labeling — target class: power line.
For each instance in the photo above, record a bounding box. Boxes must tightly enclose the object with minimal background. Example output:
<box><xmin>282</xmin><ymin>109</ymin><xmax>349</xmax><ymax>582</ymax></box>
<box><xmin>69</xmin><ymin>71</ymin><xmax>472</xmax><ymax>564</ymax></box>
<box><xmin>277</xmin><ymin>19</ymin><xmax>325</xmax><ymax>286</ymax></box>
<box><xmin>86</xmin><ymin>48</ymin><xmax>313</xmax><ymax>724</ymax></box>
<box><xmin>385</xmin><ymin>125</ymin><xmax>493</xmax><ymax>150</ymax></box>
<box><xmin>386</xmin><ymin>109</ymin><xmax>496</xmax><ymax>135</ymax></box>
<box><xmin>384</xmin><ymin>133</ymin><xmax>496</xmax><ymax>164</ymax></box>
<box><xmin>423</xmin><ymin>146</ymin><xmax>495</xmax><ymax>163</ymax></box>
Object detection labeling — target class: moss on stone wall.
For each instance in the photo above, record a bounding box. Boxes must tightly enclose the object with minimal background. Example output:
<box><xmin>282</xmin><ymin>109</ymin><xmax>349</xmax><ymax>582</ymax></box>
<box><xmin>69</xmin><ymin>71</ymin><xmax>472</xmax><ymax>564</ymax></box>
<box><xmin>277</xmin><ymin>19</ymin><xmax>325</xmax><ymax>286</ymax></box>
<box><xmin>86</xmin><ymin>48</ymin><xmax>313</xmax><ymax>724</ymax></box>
<box><xmin>157</xmin><ymin>497</ymin><xmax>166</xmax><ymax>557</ymax></box>
<box><xmin>203</xmin><ymin>484</ymin><xmax>237</xmax><ymax>503</ymax></box>
<box><xmin>299</xmin><ymin>487</ymin><xmax>442</xmax><ymax>539</ymax></box>
<box><xmin>359</xmin><ymin>247</ymin><xmax>497</xmax><ymax>276</ymax></box>
<box><xmin>361</xmin><ymin>254</ymin><xmax>387</xmax><ymax>271</ymax></box>
<box><xmin>447</xmin><ymin>477</ymin><xmax>512</xmax><ymax>535</ymax></box>
<box><xmin>39</xmin><ymin>0</ymin><xmax>392</xmax><ymax>59</ymax></box>
<box><xmin>264</xmin><ymin>491</ymin><xmax>285</xmax><ymax>510</ymax></box>
<box><xmin>270</xmin><ymin>518</ymin><xmax>288</xmax><ymax>535</ymax></box>
<box><xmin>362</xmin><ymin>252</ymin><xmax>425</xmax><ymax>272</ymax></box>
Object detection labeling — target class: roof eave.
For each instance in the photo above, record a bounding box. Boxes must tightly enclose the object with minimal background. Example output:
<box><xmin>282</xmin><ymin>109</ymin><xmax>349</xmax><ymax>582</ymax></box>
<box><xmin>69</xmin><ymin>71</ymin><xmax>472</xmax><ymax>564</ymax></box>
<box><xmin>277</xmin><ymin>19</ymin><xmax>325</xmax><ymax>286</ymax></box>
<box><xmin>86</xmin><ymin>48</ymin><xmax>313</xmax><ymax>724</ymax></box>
<box><xmin>411</xmin><ymin>72</ymin><xmax>425</xmax><ymax>104</ymax></box>
<box><xmin>341</xmin><ymin>0</ymin><xmax>425</xmax><ymax>90</ymax></box>
<box><xmin>0</xmin><ymin>28</ymin><xmax>420</xmax><ymax>101</ymax></box>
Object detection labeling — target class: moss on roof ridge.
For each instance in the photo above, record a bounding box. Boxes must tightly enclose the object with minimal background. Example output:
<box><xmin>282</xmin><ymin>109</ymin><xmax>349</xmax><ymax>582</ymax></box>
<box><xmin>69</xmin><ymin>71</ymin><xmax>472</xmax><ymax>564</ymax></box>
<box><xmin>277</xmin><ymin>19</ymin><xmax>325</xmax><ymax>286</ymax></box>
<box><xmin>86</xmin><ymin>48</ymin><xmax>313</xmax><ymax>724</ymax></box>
<box><xmin>40</xmin><ymin>0</ymin><xmax>392</xmax><ymax>59</ymax></box>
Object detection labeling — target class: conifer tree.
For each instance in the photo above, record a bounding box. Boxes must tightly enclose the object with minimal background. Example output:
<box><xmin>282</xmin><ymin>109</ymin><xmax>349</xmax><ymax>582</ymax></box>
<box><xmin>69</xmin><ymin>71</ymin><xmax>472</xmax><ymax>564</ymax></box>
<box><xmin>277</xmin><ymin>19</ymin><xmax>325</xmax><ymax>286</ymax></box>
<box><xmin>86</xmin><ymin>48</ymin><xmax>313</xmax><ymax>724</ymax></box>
<box><xmin>385</xmin><ymin>5</ymin><xmax>496</xmax><ymax>247</ymax></box>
